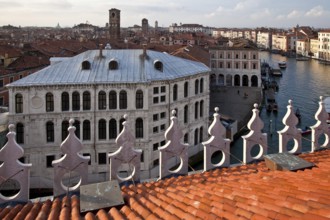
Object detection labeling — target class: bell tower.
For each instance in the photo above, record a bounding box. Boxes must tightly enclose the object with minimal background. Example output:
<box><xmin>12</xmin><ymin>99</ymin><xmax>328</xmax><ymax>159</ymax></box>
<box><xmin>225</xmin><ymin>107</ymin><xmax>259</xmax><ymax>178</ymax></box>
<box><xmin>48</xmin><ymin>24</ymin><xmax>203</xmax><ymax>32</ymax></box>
<box><xmin>109</xmin><ymin>8</ymin><xmax>120</xmax><ymax>40</ymax></box>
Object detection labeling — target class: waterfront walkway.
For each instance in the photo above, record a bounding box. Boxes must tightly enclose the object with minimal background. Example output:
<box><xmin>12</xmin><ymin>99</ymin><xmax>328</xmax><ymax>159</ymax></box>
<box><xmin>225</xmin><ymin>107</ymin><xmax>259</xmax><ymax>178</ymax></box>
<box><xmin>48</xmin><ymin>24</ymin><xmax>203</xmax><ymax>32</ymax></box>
<box><xmin>210</xmin><ymin>86</ymin><xmax>262</xmax><ymax>130</ymax></box>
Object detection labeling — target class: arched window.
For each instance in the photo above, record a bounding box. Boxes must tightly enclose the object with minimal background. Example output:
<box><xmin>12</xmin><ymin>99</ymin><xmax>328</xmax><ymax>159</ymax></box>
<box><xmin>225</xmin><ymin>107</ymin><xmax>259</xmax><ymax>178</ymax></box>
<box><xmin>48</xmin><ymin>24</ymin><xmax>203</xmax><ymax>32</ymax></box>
<box><xmin>109</xmin><ymin>60</ymin><xmax>118</xmax><ymax>70</ymax></box>
<box><xmin>83</xmin><ymin>91</ymin><xmax>91</xmax><ymax>110</ymax></box>
<box><xmin>46</xmin><ymin>121</ymin><xmax>54</xmax><ymax>142</ymax></box>
<box><xmin>199</xmin><ymin>126</ymin><xmax>204</xmax><ymax>143</ymax></box>
<box><xmin>200</xmin><ymin>78</ymin><xmax>204</xmax><ymax>93</ymax></box>
<box><xmin>73</xmin><ymin>120</ymin><xmax>80</xmax><ymax>139</ymax></box>
<box><xmin>154</xmin><ymin>60</ymin><xmax>163</xmax><ymax>72</ymax></box>
<box><xmin>184</xmin><ymin>133</ymin><xmax>189</xmax><ymax>144</ymax></box>
<box><xmin>72</xmin><ymin>91</ymin><xmax>80</xmax><ymax>111</ymax></box>
<box><xmin>83</xmin><ymin>120</ymin><xmax>91</xmax><ymax>140</ymax></box>
<box><xmin>119</xmin><ymin>118</ymin><xmax>125</xmax><ymax>133</ymax></box>
<box><xmin>184</xmin><ymin>82</ymin><xmax>189</xmax><ymax>97</ymax></box>
<box><xmin>194</xmin><ymin>128</ymin><xmax>199</xmax><ymax>145</ymax></box>
<box><xmin>173</xmin><ymin>84</ymin><xmax>178</xmax><ymax>101</ymax></box>
<box><xmin>61</xmin><ymin>92</ymin><xmax>69</xmax><ymax>111</ymax></box>
<box><xmin>98</xmin><ymin>91</ymin><xmax>106</xmax><ymax>110</ymax></box>
<box><xmin>210</xmin><ymin>74</ymin><xmax>216</xmax><ymax>86</ymax></box>
<box><xmin>136</xmin><ymin>118</ymin><xmax>143</xmax><ymax>138</ymax></box>
<box><xmin>15</xmin><ymin>93</ymin><xmax>23</xmax><ymax>113</ymax></box>
<box><xmin>62</xmin><ymin>120</ymin><xmax>69</xmax><ymax>141</ymax></box>
<box><xmin>195</xmin><ymin>79</ymin><xmax>199</xmax><ymax>95</ymax></box>
<box><xmin>109</xmin><ymin>91</ymin><xmax>117</xmax><ymax>109</ymax></box>
<box><xmin>243</xmin><ymin>75</ymin><xmax>249</xmax><ymax>87</ymax></box>
<box><xmin>184</xmin><ymin>105</ymin><xmax>188</xmax><ymax>124</ymax></box>
<box><xmin>136</xmin><ymin>90</ymin><xmax>143</xmax><ymax>109</ymax></box>
<box><xmin>119</xmin><ymin>90</ymin><xmax>127</xmax><ymax>109</ymax></box>
<box><xmin>195</xmin><ymin>102</ymin><xmax>199</xmax><ymax>119</ymax></box>
<box><xmin>98</xmin><ymin>119</ymin><xmax>106</xmax><ymax>140</ymax></box>
<box><xmin>218</xmin><ymin>74</ymin><xmax>224</xmax><ymax>86</ymax></box>
<box><xmin>46</xmin><ymin>92</ymin><xmax>54</xmax><ymax>112</ymax></box>
<box><xmin>251</xmin><ymin>75</ymin><xmax>258</xmax><ymax>87</ymax></box>
<box><xmin>82</xmin><ymin>60</ymin><xmax>91</xmax><ymax>70</ymax></box>
<box><xmin>109</xmin><ymin>119</ymin><xmax>117</xmax><ymax>139</ymax></box>
<box><xmin>16</xmin><ymin>123</ymin><xmax>24</xmax><ymax>144</ymax></box>
<box><xmin>234</xmin><ymin>75</ymin><xmax>240</xmax><ymax>86</ymax></box>
<box><xmin>226</xmin><ymin>74</ymin><xmax>232</xmax><ymax>86</ymax></box>
<box><xmin>200</xmin><ymin>100</ymin><xmax>204</xmax><ymax>117</ymax></box>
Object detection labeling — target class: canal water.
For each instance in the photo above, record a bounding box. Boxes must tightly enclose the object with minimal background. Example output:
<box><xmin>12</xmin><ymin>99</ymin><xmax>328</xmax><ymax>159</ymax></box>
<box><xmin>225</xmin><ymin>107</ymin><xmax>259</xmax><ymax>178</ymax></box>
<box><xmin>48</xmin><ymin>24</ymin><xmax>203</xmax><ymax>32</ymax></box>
<box><xmin>230</xmin><ymin>52</ymin><xmax>330</xmax><ymax>164</ymax></box>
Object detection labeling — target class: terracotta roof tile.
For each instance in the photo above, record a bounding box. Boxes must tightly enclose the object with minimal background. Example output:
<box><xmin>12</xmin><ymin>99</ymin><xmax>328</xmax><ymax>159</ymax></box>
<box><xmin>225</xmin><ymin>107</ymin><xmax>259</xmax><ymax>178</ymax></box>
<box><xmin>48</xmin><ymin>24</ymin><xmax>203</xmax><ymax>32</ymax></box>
<box><xmin>1</xmin><ymin>149</ymin><xmax>330</xmax><ymax>219</ymax></box>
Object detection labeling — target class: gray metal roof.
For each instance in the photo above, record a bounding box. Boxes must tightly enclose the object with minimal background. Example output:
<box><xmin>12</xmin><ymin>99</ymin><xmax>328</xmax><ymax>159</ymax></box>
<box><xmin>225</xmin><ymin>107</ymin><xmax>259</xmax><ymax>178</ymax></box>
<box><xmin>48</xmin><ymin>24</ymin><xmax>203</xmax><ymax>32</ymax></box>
<box><xmin>8</xmin><ymin>49</ymin><xmax>210</xmax><ymax>87</ymax></box>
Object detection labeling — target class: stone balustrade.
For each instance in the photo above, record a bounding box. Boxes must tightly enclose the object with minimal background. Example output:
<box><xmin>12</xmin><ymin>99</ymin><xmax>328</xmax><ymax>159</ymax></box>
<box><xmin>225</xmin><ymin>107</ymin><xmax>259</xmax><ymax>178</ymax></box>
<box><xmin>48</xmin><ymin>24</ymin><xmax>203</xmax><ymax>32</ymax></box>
<box><xmin>0</xmin><ymin>96</ymin><xmax>329</xmax><ymax>203</ymax></box>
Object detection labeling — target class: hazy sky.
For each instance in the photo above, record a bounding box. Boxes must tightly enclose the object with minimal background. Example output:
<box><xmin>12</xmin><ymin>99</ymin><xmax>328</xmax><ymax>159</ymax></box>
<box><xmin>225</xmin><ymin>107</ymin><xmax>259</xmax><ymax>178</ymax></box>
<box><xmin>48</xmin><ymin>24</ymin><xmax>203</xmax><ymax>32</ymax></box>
<box><xmin>1</xmin><ymin>0</ymin><xmax>329</xmax><ymax>28</ymax></box>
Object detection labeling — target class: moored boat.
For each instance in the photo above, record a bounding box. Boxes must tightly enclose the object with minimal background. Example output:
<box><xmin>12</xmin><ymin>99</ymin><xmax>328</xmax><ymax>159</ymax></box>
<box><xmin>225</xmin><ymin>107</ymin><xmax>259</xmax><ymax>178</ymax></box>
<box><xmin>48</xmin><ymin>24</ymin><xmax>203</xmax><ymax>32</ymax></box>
<box><xmin>278</xmin><ymin>61</ymin><xmax>287</xmax><ymax>69</ymax></box>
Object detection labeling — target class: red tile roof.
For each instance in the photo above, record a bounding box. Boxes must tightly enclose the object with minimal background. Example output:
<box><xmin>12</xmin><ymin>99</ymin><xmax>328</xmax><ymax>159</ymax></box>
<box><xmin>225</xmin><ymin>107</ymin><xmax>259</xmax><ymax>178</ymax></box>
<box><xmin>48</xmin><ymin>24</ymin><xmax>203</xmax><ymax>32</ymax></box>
<box><xmin>1</xmin><ymin>150</ymin><xmax>330</xmax><ymax>219</ymax></box>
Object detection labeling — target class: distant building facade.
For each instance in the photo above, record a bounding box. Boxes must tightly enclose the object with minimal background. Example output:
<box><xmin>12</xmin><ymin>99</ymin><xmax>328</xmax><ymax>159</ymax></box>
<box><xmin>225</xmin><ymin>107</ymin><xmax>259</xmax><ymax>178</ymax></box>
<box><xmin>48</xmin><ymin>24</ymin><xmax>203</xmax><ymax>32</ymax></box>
<box><xmin>318</xmin><ymin>30</ymin><xmax>330</xmax><ymax>62</ymax></box>
<box><xmin>7</xmin><ymin>48</ymin><xmax>210</xmax><ymax>188</ymax></box>
<box><xmin>209</xmin><ymin>40</ymin><xmax>261</xmax><ymax>88</ymax></box>
<box><xmin>109</xmin><ymin>8</ymin><xmax>120</xmax><ymax>40</ymax></box>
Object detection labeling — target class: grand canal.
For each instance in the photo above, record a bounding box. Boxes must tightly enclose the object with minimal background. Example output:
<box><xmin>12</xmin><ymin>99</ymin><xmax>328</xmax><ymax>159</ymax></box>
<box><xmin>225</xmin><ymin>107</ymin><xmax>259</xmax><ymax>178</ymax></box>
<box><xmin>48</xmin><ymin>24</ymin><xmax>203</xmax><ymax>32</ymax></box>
<box><xmin>230</xmin><ymin>52</ymin><xmax>330</xmax><ymax>163</ymax></box>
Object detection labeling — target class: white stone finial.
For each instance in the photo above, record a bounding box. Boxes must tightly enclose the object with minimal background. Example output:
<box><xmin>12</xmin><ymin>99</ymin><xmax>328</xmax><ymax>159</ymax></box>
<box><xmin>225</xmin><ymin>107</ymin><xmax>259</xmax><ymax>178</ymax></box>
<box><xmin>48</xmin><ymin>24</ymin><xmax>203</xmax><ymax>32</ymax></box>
<box><xmin>310</xmin><ymin>96</ymin><xmax>330</xmax><ymax>151</ymax></box>
<box><xmin>278</xmin><ymin>100</ymin><xmax>302</xmax><ymax>154</ymax></box>
<box><xmin>242</xmin><ymin>104</ymin><xmax>267</xmax><ymax>164</ymax></box>
<box><xmin>8</xmin><ymin>124</ymin><xmax>15</xmax><ymax>132</ymax></box>
<box><xmin>69</xmin><ymin>118</ymin><xmax>74</xmax><ymax>126</ymax></box>
<box><xmin>159</xmin><ymin>109</ymin><xmax>188</xmax><ymax>179</ymax></box>
<box><xmin>0</xmin><ymin>124</ymin><xmax>32</xmax><ymax>203</ymax></box>
<box><xmin>214</xmin><ymin>107</ymin><xmax>219</xmax><ymax>113</ymax></box>
<box><xmin>202</xmin><ymin>107</ymin><xmax>231</xmax><ymax>171</ymax></box>
<box><xmin>52</xmin><ymin>120</ymin><xmax>90</xmax><ymax>196</ymax></box>
<box><xmin>171</xmin><ymin>110</ymin><xmax>176</xmax><ymax>117</ymax></box>
<box><xmin>109</xmin><ymin>114</ymin><xmax>142</xmax><ymax>183</ymax></box>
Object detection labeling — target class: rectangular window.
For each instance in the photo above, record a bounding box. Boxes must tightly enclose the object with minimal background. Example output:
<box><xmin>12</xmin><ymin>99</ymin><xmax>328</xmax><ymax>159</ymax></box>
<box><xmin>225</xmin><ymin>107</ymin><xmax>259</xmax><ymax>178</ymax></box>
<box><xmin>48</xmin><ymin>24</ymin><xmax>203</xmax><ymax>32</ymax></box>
<box><xmin>153</xmin><ymin>87</ymin><xmax>159</xmax><ymax>94</ymax></box>
<box><xmin>153</xmin><ymin>114</ymin><xmax>158</xmax><ymax>121</ymax></box>
<box><xmin>161</xmin><ymin>86</ymin><xmax>166</xmax><ymax>93</ymax></box>
<box><xmin>153</xmin><ymin>143</ymin><xmax>159</xmax><ymax>151</ymax></box>
<box><xmin>140</xmin><ymin>152</ymin><xmax>144</xmax><ymax>162</ymax></box>
<box><xmin>153</xmin><ymin>159</ymin><xmax>159</xmax><ymax>166</ymax></box>
<box><xmin>153</xmin><ymin>126</ymin><xmax>158</xmax><ymax>133</ymax></box>
<box><xmin>160</xmin><ymin>124</ymin><xmax>166</xmax><ymax>131</ymax></box>
<box><xmin>160</xmin><ymin>95</ymin><xmax>166</xmax><ymax>102</ymax></box>
<box><xmin>46</xmin><ymin>155</ymin><xmax>55</xmax><ymax>168</ymax></box>
<box><xmin>160</xmin><ymin>140</ymin><xmax>166</xmax><ymax>146</ymax></box>
<box><xmin>0</xmin><ymin>79</ymin><xmax>3</xmax><ymax>87</ymax></box>
<box><xmin>10</xmin><ymin>77</ymin><xmax>14</xmax><ymax>83</ymax></box>
<box><xmin>83</xmin><ymin>153</ymin><xmax>91</xmax><ymax>165</ymax></box>
<box><xmin>98</xmin><ymin>153</ymin><xmax>107</xmax><ymax>165</ymax></box>
<box><xmin>153</xmin><ymin>97</ymin><xmax>159</xmax><ymax>104</ymax></box>
<box><xmin>160</xmin><ymin>112</ymin><xmax>166</xmax><ymax>119</ymax></box>
<box><xmin>0</xmin><ymin>97</ymin><xmax>3</xmax><ymax>106</ymax></box>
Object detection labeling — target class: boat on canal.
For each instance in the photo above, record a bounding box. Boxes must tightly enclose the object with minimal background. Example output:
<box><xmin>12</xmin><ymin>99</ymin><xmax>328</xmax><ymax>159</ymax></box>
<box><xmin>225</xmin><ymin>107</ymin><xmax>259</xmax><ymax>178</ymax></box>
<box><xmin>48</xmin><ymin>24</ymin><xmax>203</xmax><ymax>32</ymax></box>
<box><xmin>271</xmin><ymin>68</ymin><xmax>283</xmax><ymax>76</ymax></box>
<box><xmin>278</xmin><ymin>61</ymin><xmax>287</xmax><ymax>69</ymax></box>
<box><xmin>265</xmin><ymin>88</ymin><xmax>278</xmax><ymax>112</ymax></box>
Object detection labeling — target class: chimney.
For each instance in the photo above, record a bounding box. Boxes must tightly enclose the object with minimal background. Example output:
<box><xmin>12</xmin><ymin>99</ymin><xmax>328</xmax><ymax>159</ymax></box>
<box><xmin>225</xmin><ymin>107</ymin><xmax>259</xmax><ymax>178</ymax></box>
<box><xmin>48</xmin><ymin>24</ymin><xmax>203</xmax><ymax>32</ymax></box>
<box><xmin>142</xmin><ymin>44</ymin><xmax>147</xmax><ymax>57</ymax></box>
<box><xmin>99</xmin><ymin>44</ymin><xmax>103</xmax><ymax>58</ymax></box>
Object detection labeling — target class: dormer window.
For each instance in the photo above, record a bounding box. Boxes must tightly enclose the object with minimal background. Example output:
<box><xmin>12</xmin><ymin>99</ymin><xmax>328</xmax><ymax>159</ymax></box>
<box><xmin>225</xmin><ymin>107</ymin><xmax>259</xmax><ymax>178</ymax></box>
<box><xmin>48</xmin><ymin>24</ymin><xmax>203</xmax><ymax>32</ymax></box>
<box><xmin>109</xmin><ymin>59</ymin><xmax>118</xmax><ymax>70</ymax></box>
<box><xmin>82</xmin><ymin>60</ymin><xmax>91</xmax><ymax>70</ymax></box>
<box><xmin>154</xmin><ymin>60</ymin><xmax>163</xmax><ymax>72</ymax></box>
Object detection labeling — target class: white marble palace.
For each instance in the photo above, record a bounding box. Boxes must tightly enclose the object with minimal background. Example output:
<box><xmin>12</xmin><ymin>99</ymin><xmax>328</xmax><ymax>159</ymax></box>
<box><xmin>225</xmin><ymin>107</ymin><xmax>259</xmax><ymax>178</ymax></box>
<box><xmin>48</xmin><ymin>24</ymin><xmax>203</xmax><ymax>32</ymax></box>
<box><xmin>6</xmin><ymin>47</ymin><xmax>210</xmax><ymax>188</ymax></box>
